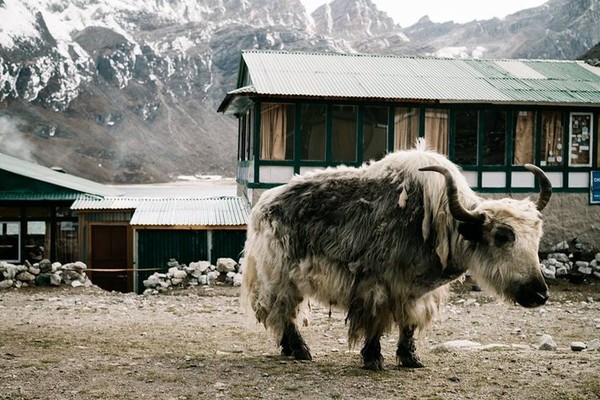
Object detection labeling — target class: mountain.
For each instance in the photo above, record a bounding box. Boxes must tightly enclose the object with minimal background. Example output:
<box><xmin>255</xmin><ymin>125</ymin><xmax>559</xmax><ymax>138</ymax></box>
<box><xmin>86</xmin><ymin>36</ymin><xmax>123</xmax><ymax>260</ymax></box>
<box><xmin>0</xmin><ymin>0</ymin><xmax>599</xmax><ymax>183</ymax></box>
<box><xmin>580</xmin><ymin>41</ymin><xmax>600</xmax><ymax>65</ymax></box>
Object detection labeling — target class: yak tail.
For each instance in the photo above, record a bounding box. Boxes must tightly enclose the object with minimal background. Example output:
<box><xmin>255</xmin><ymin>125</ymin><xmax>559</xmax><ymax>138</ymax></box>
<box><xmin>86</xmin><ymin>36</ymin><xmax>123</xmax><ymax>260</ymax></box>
<box><xmin>240</xmin><ymin>249</ymin><xmax>258</xmax><ymax>318</ymax></box>
<box><xmin>240</xmin><ymin>234</ymin><xmax>271</xmax><ymax>326</ymax></box>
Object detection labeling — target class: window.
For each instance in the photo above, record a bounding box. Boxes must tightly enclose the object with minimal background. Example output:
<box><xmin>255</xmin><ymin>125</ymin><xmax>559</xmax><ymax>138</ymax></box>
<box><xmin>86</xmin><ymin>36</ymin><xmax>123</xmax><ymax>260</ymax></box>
<box><xmin>260</xmin><ymin>103</ymin><xmax>294</xmax><ymax>160</ymax></box>
<box><xmin>56</xmin><ymin>206</ymin><xmax>77</xmax><ymax>218</ymax></box>
<box><xmin>238</xmin><ymin>111</ymin><xmax>254</xmax><ymax>161</ymax></box>
<box><xmin>425</xmin><ymin>109</ymin><xmax>449</xmax><ymax>155</ymax></box>
<box><xmin>238</xmin><ymin>117</ymin><xmax>246</xmax><ymax>161</ymax></box>
<box><xmin>56</xmin><ymin>221</ymin><xmax>78</xmax><ymax>263</ymax></box>
<box><xmin>25</xmin><ymin>221</ymin><xmax>48</xmax><ymax>263</ymax></box>
<box><xmin>55</xmin><ymin>207</ymin><xmax>78</xmax><ymax>263</ymax></box>
<box><xmin>0</xmin><ymin>222</ymin><xmax>20</xmax><ymax>262</ymax></box>
<box><xmin>246</xmin><ymin>109</ymin><xmax>254</xmax><ymax>161</ymax></box>
<box><xmin>393</xmin><ymin>107</ymin><xmax>419</xmax><ymax>150</ymax></box>
<box><xmin>0</xmin><ymin>207</ymin><xmax>20</xmax><ymax>218</ymax></box>
<box><xmin>26</xmin><ymin>207</ymin><xmax>50</xmax><ymax>218</ymax></box>
<box><xmin>363</xmin><ymin>106</ymin><xmax>388</xmax><ymax>161</ymax></box>
<box><xmin>332</xmin><ymin>105</ymin><xmax>357</xmax><ymax>162</ymax></box>
<box><xmin>568</xmin><ymin>112</ymin><xmax>593</xmax><ymax>167</ymax></box>
<box><xmin>540</xmin><ymin>111</ymin><xmax>563</xmax><ymax>166</ymax></box>
<box><xmin>513</xmin><ymin>111</ymin><xmax>535</xmax><ymax>165</ymax></box>
<box><xmin>300</xmin><ymin>104</ymin><xmax>326</xmax><ymax>160</ymax></box>
<box><xmin>455</xmin><ymin>110</ymin><xmax>478</xmax><ymax>165</ymax></box>
<box><xmin>482</xmin><ymin>110</ymin><xmax>506</xmax><ymax>165</ymax></box>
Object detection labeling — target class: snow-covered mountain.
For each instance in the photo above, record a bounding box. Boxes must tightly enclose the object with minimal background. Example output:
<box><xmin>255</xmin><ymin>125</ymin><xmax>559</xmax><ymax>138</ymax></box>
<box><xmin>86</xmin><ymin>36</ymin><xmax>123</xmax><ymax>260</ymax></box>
<box><xmin>0</xmin><ymin>0</ymin><xmax>599</xmax><ymax>183</ymax></box>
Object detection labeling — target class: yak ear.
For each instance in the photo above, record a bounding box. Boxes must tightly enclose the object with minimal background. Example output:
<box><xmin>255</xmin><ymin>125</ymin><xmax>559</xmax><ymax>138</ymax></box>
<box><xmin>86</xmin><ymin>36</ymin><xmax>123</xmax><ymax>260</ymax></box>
<box><xmin>458</xmin><ymin>222</ymin><xmax>484</xmax><ymax>242</ymax></box>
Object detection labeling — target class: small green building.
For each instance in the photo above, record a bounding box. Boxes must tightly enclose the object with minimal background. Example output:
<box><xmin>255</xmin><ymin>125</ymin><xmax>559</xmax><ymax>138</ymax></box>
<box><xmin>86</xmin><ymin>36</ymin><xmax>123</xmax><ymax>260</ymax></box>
<box><xmin>0</xmin><ymin>152</ymin><xmax>248</xmax><ymax>293</ymax></box>
<box><xmin>0</xmin><ymin>152</ymin><xmax>120</xmax><ymax>265</ymax></box>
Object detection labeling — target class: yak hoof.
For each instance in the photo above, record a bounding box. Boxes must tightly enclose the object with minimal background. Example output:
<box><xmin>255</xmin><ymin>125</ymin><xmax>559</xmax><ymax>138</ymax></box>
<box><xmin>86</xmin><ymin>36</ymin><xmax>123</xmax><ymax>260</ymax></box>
<box><xmin>363</xmin><ymin>355</ymin><xmax>384</xmax><ymax>371</ymax></box>
<box><xmin>293</xmin><ymin>346</ymin><xmax>313</xmax><ymax>361</ymax></box>
<box><xmin>398</xmin><ymin>356</ymin><xmax>424</xmax><ymax>368</ymax></box>
<box><xmin>281</xmin><ymin>346</ymin><xmax>312</xmax><ymax>361</ymax></box>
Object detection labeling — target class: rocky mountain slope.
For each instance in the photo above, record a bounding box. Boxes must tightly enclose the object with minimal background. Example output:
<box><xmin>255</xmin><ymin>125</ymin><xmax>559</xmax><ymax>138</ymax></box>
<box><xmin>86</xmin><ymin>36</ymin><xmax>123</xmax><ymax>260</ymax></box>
<box><xmin>0</xmin><ymin>0</ymin><xmax>599</xmax><ymax>183</ymax></box>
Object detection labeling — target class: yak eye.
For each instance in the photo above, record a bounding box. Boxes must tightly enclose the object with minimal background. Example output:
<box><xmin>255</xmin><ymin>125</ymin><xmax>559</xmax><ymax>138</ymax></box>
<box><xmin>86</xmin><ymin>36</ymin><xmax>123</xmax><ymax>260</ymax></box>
<box><xmin>494</xmin><ymin>227</ymin><xmax>515</xmax><ymax>247</ymax></box>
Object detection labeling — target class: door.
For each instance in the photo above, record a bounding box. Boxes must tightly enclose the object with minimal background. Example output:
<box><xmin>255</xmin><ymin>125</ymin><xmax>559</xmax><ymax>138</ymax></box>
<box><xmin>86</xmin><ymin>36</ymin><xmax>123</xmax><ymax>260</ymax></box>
<box><xmin>90</xmin><ymin>225</ymin><xmax>129</xmax><ymax>293</ymax></box>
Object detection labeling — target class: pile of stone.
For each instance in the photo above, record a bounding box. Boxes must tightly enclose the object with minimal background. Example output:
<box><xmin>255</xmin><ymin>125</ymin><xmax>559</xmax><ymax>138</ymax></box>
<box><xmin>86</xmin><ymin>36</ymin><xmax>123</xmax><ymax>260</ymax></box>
<box><xmin>142</xmin><ymin>257</ymin><xmax>243</xmax><ymax>295</ymax></box>
<box><xmin>0</xmin><ymin>259</ymin><xmax>92</xmax><ymax>289</ymax></box>
<box><xmin>540</xmin><ymin>240</ymin><xmax>600</xmax><ymax>281</ymax></box>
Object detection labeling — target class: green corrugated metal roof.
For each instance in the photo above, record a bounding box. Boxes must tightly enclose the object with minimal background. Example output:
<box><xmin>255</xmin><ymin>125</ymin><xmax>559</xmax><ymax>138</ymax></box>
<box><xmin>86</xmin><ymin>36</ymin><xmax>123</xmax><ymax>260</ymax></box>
<box><xmin>219</xmin><ymin>51</ymin><xmax>600</xmax><ymax>113</ymax></box>
<box><xmin>0</xmin><ymin>192</ymin><xmax>84</xmax><ymax>201</ymax></box>
<box><xmin>525</xmin><ymin>61</ymin><xmax>600</xmax><ymax>81</ymax></box>
<box><xmin>0</xmin><ymin>152</ymin><xmax>121</xmax><ymax>198</ymax></box>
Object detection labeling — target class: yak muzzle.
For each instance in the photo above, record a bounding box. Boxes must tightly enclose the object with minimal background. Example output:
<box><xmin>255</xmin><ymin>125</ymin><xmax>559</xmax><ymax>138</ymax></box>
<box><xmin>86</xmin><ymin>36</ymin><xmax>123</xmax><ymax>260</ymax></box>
<box><xmin>514</xmin><ymin>278</ymin><xmax>549</xmax><ymax>308</ymax></box>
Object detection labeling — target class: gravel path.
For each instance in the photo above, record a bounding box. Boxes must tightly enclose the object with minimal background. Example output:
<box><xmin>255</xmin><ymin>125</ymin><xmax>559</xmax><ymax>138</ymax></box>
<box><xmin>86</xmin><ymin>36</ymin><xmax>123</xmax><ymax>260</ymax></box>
<box><xmin>1</xmin><ymin>279</ymin><xmax>599</xmax><ymax>400</ymax></box>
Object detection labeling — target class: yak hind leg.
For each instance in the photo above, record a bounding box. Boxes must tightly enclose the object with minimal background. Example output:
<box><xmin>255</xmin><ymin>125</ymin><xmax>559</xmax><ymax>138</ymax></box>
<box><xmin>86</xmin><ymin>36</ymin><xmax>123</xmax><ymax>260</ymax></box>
<box><xmin>360</xmin><ymin>332</ymin><xmax>384</xmax><ymax>371</ymax></box>
<box><xmin>280</xmin><ymin>321</ymin><xmax>312</xmax><ymax>360</ymax></box>
<box><xmin>396</xmin><ymin>326</ymin><xmax>424</xmax><ymax>368</ymax></box>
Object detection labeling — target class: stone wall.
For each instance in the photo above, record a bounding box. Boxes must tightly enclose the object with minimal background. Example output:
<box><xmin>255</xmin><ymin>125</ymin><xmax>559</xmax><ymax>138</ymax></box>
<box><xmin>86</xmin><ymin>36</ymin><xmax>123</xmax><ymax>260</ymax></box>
<box><xmin>0</xmin><ymin>259</ymin><xmax>91</xmax><ymax>289</ymax></box>
<box><xmin>141</xmin><ymin>257</ymin><xmax>243</xmax><ymax>295</ymax></box>
<box><xmin>447</xmin><ymin>192</ymin><xmax>600</xmax><ymax>255</ymax></box>
<box><xmin>0</xmin><ymin>257</ymin><xmax>244</xmax><ymax>292</ymax></box>
<box><xmin>537</xmin><ymin>192</ymin><xmax>600</xmax><ymax>254</ymax></box>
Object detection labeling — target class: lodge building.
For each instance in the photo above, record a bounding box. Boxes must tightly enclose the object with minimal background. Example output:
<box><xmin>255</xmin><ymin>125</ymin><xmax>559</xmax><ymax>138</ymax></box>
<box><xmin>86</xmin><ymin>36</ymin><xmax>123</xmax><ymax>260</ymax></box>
<box><xmin>218</xmin><ymin>50</ymin><xmax>600</xmax><ymax>252</ymax></box>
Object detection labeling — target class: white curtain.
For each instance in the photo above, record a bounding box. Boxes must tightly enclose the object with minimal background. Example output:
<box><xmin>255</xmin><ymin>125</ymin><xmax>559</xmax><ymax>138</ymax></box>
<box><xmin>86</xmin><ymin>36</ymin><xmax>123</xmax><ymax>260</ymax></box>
<box><xmin>260</xmin><ymin>104</ymin><xmax>286</xmax><ymax>160</ymax></box>
<box><xmin>514</xmin><ymin>111</ymin><xmax>534</xmax><ymax>165</ymax></box>
<box><xmin>424</xmin><ymin>109</ymin><xmax>448</xmax><ymax>155</ymax></box>
<box><xmin>394</xmin><ymin>107</ymin><xmax>419</xmax><ymax>150</ymax></box>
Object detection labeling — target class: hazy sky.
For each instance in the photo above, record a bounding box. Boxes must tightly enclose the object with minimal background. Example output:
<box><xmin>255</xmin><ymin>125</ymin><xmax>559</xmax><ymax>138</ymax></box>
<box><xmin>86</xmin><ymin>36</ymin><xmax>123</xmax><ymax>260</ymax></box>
<box><xmin>300</xmin><ymin>0</ymin><xmax>548</xmax><ymax>28</ymax></box>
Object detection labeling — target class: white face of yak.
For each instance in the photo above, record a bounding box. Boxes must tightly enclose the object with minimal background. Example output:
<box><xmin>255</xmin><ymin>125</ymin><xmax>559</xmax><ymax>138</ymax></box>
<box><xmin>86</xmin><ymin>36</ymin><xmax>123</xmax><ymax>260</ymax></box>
<box><xmin>457</xmin><ymin>198</ymin><xmax>548</xmax><ymax>308</ymax></box>
<box><xmin>419</xmin><ymin>163</ymin><xmax>551</xmax><ymax>308</ymax></box>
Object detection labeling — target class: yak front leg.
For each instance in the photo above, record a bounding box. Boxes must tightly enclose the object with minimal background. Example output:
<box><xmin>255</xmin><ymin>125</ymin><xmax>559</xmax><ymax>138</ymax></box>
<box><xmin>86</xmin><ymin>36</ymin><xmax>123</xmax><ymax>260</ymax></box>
<box><xmin>396</xmin><ymin>325</ymin><xmax>424</xmax><ymax>368</ymax></box>
<box><xmin>280</xmin><ymin>321</ymin><xmax>312</xmax><ymax>360</ymax></box>
<box><xmin>361</xmin><ymin>331</ymin><xmax>384</xmax><ymax>371</ymax></box>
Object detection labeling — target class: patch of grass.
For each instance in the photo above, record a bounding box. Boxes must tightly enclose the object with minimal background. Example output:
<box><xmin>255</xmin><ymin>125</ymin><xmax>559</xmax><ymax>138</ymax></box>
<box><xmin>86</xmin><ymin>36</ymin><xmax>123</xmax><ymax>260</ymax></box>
<box><xmin>39</xmin><ymin>358</ymin><xmax>60</xmax><ymax>365</ymax></box>
<box><xmin>482</xmin><ymin>346</ymin><xmax>516</xmax><ymax>353</ymax></box>
<box><xmin>339</xmin><ymin>366</ymin><xmax>372</xmax><ymax>377</ymax></box>
<box><xmin>136</xmin><ymin>370</ymin><xmax>186</xmax><ymax>384</ymax></box>
<box><xmin>75</xmin><ymin>390</ymin><xmax>124</xmax><ymax>400</ymax></box>
<box><xmin>32</xmin><ymin>338</ymin><xmax>64</xmax><ymax>349</ymax></box>
<box><xmin>578</xmin><ymin>379</ymin><xmax>600</xmax><ymax>399</ymax></box>
<box><xmin>0</xmin><ymin>391</ymin><xmax>27</xmax><ymax>400</ymax></box>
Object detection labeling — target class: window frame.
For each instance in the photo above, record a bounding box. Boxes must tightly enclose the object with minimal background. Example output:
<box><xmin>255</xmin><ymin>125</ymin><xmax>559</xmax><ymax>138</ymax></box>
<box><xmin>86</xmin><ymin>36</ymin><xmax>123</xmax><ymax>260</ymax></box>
<box><xmin>245</xmin><ymin>99</ymin><xmax>599</xmax><ymax>193</ymax></box>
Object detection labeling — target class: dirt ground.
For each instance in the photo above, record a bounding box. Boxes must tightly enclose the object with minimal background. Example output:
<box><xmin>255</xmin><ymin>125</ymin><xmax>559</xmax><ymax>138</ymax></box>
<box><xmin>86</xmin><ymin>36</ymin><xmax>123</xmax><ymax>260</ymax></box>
<box><xmin>1</xmin><ymin>279</ymin><xmax>599</xmax><ymax>400</ymax></box>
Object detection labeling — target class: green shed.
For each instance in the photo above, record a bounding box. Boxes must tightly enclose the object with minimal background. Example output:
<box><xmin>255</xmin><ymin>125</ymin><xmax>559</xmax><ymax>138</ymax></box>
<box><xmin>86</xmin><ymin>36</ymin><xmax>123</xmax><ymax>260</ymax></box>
<box><xmin>0</xmin><ymin>152</ymin><xmax>120</xmax><ymax>265</ymax></box>
<box><xmin>72</xmin><ymin>196</ymin><xmax>250</xmax><ymax>293</ymax></box>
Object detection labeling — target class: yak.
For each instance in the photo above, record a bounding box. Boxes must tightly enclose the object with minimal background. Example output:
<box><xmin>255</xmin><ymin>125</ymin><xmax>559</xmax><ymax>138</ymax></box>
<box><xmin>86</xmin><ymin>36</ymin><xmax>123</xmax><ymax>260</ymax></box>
<box><xmin>241</xmin><ymin>140</ymin><xmax>551</xmax><ymax>370</ymax></box>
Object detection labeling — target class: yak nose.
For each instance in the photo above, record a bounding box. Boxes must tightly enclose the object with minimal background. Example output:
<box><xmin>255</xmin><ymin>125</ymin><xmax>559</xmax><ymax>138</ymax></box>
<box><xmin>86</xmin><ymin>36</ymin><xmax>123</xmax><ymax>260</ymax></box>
<box><xmin>515</xmin><ymin>278</ymin><xmax>549</xmax><ymax>308</ymax></box>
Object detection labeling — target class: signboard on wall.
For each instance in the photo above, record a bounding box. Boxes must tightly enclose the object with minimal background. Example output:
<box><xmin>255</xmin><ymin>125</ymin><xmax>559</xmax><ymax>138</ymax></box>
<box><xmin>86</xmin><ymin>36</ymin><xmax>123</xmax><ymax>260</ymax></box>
<box><xmin>591</xmin><ymin>171</ymin><xmax>600</xmax><ymax>204</ymax></box>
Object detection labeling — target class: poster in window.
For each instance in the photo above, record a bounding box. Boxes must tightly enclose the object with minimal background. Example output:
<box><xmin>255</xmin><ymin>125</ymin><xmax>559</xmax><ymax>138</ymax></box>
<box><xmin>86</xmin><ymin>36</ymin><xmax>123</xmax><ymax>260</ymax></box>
<box><xmin>569</xmin><ymin>112</ymin><xmax>593</xmax><ymax>167</ymax></box>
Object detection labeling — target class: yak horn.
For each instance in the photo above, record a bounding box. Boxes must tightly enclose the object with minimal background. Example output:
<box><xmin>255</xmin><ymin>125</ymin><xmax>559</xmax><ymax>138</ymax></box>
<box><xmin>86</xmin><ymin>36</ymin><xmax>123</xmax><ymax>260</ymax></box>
<box><xmin>524</xmin><ymin>164</ymin><xmax>552</xmax><ymax>211</ymax></box>
<box><xmin>419</xmin><ymin>165</ymin><xmax>485</xmax><ymax>224</ymax></box>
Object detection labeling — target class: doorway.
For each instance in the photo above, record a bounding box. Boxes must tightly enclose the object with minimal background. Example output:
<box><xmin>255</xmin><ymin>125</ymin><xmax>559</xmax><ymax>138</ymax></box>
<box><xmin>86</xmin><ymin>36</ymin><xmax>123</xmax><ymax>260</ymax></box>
<box><xmin>90</xmin><ymin>225</ymin><xmax>130</xmax><ymax>292</ymax></box>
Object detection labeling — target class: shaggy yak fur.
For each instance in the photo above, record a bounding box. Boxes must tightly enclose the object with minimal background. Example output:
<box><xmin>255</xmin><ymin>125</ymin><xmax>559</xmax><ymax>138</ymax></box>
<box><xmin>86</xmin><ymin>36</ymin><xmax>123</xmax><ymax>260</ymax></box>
<box><xmin>241</xmin><ymin>140</ymin><xmax>551</xmax><ymax>370</ymax></box>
